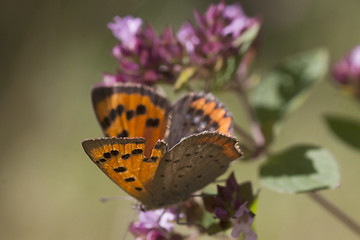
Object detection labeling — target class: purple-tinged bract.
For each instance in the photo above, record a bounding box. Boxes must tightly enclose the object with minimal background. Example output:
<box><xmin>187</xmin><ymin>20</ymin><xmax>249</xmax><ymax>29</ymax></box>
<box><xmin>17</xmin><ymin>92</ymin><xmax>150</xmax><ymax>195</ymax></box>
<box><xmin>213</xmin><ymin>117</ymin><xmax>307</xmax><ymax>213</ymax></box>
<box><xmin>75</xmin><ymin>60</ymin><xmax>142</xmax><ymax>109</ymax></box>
<box><xmin>203</xmin><ymin>173</ymin><xmax>257</xmax><ymax>239</ymax></box>
<box><xmin>332</xmin><ymin>45</ymin><xmax>360</xmax><ymax>98</ymax></box>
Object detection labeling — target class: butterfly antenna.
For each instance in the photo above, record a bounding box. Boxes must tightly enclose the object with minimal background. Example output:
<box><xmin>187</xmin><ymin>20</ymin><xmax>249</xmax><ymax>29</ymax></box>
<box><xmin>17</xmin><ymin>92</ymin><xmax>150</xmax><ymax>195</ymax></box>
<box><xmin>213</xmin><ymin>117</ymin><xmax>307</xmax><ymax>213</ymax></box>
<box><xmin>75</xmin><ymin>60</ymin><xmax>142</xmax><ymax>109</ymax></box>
<box><xmin>121</xmin><ymin>202</ymin><xmax>141</xmax><ymax>240</ymax></box>
<box><xmin>99</xmin><ymin>196</ymin><xmax>134</xmax><ymax>203</ymax></box>
<box><xmin>190</xmin><ymin>193</ymin><xmax>216</xmax><ymax>198</ymax></box>
<box><xmin>212</xmin><ymin>178</ymin><xmax>227</xmax><ymax>183</ymax></box>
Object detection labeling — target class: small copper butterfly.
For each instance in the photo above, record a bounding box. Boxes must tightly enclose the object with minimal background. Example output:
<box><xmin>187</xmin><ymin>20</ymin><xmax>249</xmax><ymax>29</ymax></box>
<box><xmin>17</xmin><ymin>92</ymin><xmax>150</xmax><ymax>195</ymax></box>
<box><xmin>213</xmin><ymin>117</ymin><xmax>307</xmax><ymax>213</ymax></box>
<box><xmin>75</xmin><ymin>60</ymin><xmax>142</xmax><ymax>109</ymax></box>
<box><xmin>82</xmin><ymin>82</ymin><xmax>242</xmax><ymax>209</ymax></box>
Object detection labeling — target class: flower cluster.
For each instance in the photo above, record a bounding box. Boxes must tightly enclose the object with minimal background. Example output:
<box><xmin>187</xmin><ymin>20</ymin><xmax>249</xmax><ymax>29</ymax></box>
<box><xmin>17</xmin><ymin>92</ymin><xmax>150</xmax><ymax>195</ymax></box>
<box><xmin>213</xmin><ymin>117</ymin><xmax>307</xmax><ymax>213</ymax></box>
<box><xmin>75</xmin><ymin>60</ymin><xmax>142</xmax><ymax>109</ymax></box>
<box><xmin>129</xmin><ymin>173</ymin><xmax>257</xmax><ymax>240</ymax></box>
<box><xmin>203</xmin><ymin>173</ymin><xmax>257</xmax><ymax>240</ymax></box>
<box><xmin>332</xmin><ymin>45</ymin><xmax>360</xmax><ymax>98</ymax></box>
<box><xmin>104</xmin><ymin>1</ymin><xmax>260</xmax><ymax>86</ymax></box>
<box><xmin>178</xmin><ymin>1</ymin><xmax>259</xmax><ymax>70</ymax></box>
<box><xmin>105</xmin><ymin>16</ymin><xmax>183</xmax><ymax>85</ymax></box>
<box><xmin>130</xmin><ymin>208</ymin><xmax>183</xmax><ymax>240</ymax></box>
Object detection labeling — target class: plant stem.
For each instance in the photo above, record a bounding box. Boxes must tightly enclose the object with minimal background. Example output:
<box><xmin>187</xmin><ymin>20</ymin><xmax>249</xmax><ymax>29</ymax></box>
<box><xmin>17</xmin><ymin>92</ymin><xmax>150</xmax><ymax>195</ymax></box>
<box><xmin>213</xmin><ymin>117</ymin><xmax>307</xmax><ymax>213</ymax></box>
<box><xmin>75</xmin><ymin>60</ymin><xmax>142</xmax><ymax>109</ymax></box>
<box><xmin>309</xmin><ymin>192</ymin><xmax>360</xmax><ymax>237</ymax></box>
<box><xmin>233</xmin><ymin>122</ymin><xmax>256</xmax><ymax>147</ymax></box>
<box><xmin>235</xmin><ymin>89</ymin><xmax>265</xmax><ymax>148</ymax></box>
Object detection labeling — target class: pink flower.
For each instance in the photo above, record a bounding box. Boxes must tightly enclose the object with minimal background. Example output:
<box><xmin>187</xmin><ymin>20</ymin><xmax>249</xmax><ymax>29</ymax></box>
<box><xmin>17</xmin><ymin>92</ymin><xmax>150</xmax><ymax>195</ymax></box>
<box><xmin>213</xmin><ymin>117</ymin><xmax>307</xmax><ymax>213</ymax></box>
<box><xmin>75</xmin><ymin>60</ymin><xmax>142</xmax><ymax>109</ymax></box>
<box><xmin>177</xmin><ymin>23</ymin><xmax>199</xmax><ymax>53</ymax></box>
<box><xmin>231</xmin><ymin>203</ymin><xmax>257</xmax><ymax>240</ymax></box>
<box><xmin>129</xmin><ymin>209</ymin><xmax>183</xmax><ymax>240</ymax></box>
<box><xmin>332</xmin><ymin>45</ymin><xmax>360</xmax><ymax>99</ymax></box>
<box><xmin>333</xmin><ymin>46</ymin><xmax>360</xmax><ymax>84</ymax></box>
<box><xmin>108</xmin><ymin>16</ymin><xmax>142</xmax><ymax>50</ymax></box>
<box><xmin>106</xmin><ymin>18</ymin><xmax>183</xmax><ymax>86</ymax></box>
<box><xmin>177</xmin><ymin>1</ymin><xmax>260</xmax><ymax>68</ymax></box>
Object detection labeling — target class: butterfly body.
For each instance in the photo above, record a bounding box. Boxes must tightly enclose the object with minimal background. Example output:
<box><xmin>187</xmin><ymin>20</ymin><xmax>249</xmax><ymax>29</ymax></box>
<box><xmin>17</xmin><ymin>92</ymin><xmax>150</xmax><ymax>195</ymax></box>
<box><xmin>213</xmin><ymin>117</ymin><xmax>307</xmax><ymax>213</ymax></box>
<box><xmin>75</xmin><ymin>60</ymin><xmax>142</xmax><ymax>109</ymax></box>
<box><xmin>83</xmin><ymin>82</ymin><xmax>242</xmax><ymax>209</ymax></box>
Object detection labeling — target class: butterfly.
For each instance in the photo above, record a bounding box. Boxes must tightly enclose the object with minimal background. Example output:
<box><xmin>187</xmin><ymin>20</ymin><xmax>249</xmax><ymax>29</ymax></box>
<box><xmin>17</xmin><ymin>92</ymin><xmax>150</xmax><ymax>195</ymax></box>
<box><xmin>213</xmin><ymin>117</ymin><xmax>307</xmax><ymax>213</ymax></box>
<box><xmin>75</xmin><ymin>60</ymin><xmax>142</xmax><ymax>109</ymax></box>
<box><xmin>82</xmin><ymin>82</ymin><xmax>242</xmax><ymax>210</ymax></box>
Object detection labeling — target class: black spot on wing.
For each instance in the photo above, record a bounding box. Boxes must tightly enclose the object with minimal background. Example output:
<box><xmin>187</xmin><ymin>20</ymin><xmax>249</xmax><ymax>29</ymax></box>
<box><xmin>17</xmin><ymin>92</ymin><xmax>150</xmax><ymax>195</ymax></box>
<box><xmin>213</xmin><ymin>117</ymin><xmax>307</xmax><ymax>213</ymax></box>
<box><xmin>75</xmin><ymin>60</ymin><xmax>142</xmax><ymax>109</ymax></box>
<box><xmin>131</xmin><ymin>149</ymin><xmax>144</xmax><ymax>155</ymax></box>
<box><xmin>136</xmin><ymin>104</ymin><xmax>146</xmax><ymax>115</ymax></box>
<box><xmin>110</xmin><ymin>150</ymin><xmax>119</xmax><ymax>156</ymax></box>
<box><xmin>117</xmin><ymin>130</ymin><xmax>129</xmax><ymax>138</ymax></box>
<box><xmin>114</xmin><ymin>167</ymin><xmax>127</xmax><ymax>172</ymax></box>
<box><xmin>125</xmin><ymin>177</ymin><xmax>135</xmax><ymax>182</ymax></box>
<box><xmin>109</xmin><ymin>109</ymin><xmax>117</xmax><ymax>121</ymax></box>
<box><xmin>126</xmin><ymin>110</ymin><xmax>134</xmax><ymax>120</ymax></box>
<box><xmin>121</xmin><ymin>154</ymin><xmax>131</xmax><ymax>160</ymax></box>
<box><xmin>100</xmin><ymin>117</ymin><xmax>111</xmax><ymax>129</ymax></box>
<box><xmin>146</xmin><ymin>118</ymin><xmax>160</xmax><ymax>127</ymax></box>
<box><xmin>117</xmin><ymin>104</ymin><xmax>124</xmax><ymax>115</ymax></box>
<box><xmin>150</xmin><ymin>156</ymin><xmax>159</xmax><ymax>162</ymax></box>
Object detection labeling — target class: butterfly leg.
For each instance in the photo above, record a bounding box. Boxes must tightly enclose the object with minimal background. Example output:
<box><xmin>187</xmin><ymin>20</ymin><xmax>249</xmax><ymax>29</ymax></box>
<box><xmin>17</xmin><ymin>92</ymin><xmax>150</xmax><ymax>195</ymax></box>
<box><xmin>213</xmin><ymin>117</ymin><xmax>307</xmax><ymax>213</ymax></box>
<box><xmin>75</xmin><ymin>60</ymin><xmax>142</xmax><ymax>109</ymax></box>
<box><xmin>140</xmin><ymin>204</ymin><xmax>146</xmax><ymax>212</ymax></box>
<box><xmin>176</xmin><ymin>207</ymin><xmax>183</xmax><ymax>225</ymax></box>
<box><xmin>122</xmin><ymin>203</ymin><xmax>141</xmax><ymax>240</ymax></box>
<box><xmin>175</xmin><ymin>206</ymin><xmax>206</xmax><ymax>231</ymax></box>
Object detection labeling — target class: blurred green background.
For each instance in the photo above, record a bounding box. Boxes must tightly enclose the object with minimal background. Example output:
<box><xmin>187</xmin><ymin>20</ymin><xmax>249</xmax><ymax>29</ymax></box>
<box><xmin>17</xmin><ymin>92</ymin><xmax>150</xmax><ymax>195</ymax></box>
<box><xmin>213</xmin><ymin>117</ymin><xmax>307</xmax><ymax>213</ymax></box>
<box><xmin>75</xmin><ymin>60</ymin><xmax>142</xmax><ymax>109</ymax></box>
<box><xmin>1</xmin><ymin>0</ymin><xmax>360</xmax><ymax>239</ymax></box>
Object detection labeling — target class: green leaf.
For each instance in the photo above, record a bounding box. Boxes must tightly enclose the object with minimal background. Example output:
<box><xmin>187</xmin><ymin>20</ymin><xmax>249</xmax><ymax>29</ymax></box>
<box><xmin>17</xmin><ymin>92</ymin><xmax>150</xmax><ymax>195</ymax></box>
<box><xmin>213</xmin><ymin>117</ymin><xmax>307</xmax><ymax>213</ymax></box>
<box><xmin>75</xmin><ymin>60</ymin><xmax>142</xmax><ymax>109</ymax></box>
<box><xmin>250</xmin><ymin>48</ymin><xmax>329</xmax><ymax>145</ymax></box>
<box><xmin>260</xmin><ymin>145</ymin><xmax>340</xmax><ymax>193</ymax></box>
<box><xmin>238</xmin><ymin>181</ymin><xmax>255</xmax><ymax>206</ymax></box>
<box><xmin>234</xmin><ymin>23</ymin><xmax>261</xmax><ymax>53</ymax></box>
<box><xmin>249</xmin><ymin>193</ymin><xmax>259</xmax><ymax>214</ymax></box>
<box><xmin>214</xmin><ymin>56</ymin><xmax>237</xmax><ymax>87</ymax></box>
<box><xmin>174</xmin><ymin>67</ymin><xmax>196</xmax><ymax>90</ymax></box>
<box><xmin>325</xmin><ymin>114</ymin><xmax>360</xmax><ymax>150</ymax></box>
<box><xmin>233</xmin><ymin>24</ymin><xmax>261</xmax><ymax>50</ymax></box>
<box><xmin>214</xmin><ymin>24</ymin><xmax>260</xmax><ymax>88</ymax></box>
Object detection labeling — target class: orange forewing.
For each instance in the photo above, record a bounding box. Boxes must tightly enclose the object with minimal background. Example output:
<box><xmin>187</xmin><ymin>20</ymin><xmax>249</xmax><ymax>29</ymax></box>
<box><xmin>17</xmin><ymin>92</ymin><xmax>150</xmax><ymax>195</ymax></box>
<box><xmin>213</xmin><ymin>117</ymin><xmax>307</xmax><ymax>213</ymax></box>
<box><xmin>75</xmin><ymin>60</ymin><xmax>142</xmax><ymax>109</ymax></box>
<box><xmin>93</xmin><ymin>91</ymin><xmax>168</xmax><ymax>157</ymax></box>
<box><xmin>82</xmin><ymin>138</ymin><xmax>166</xmax><ymax>207</ymax></box>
